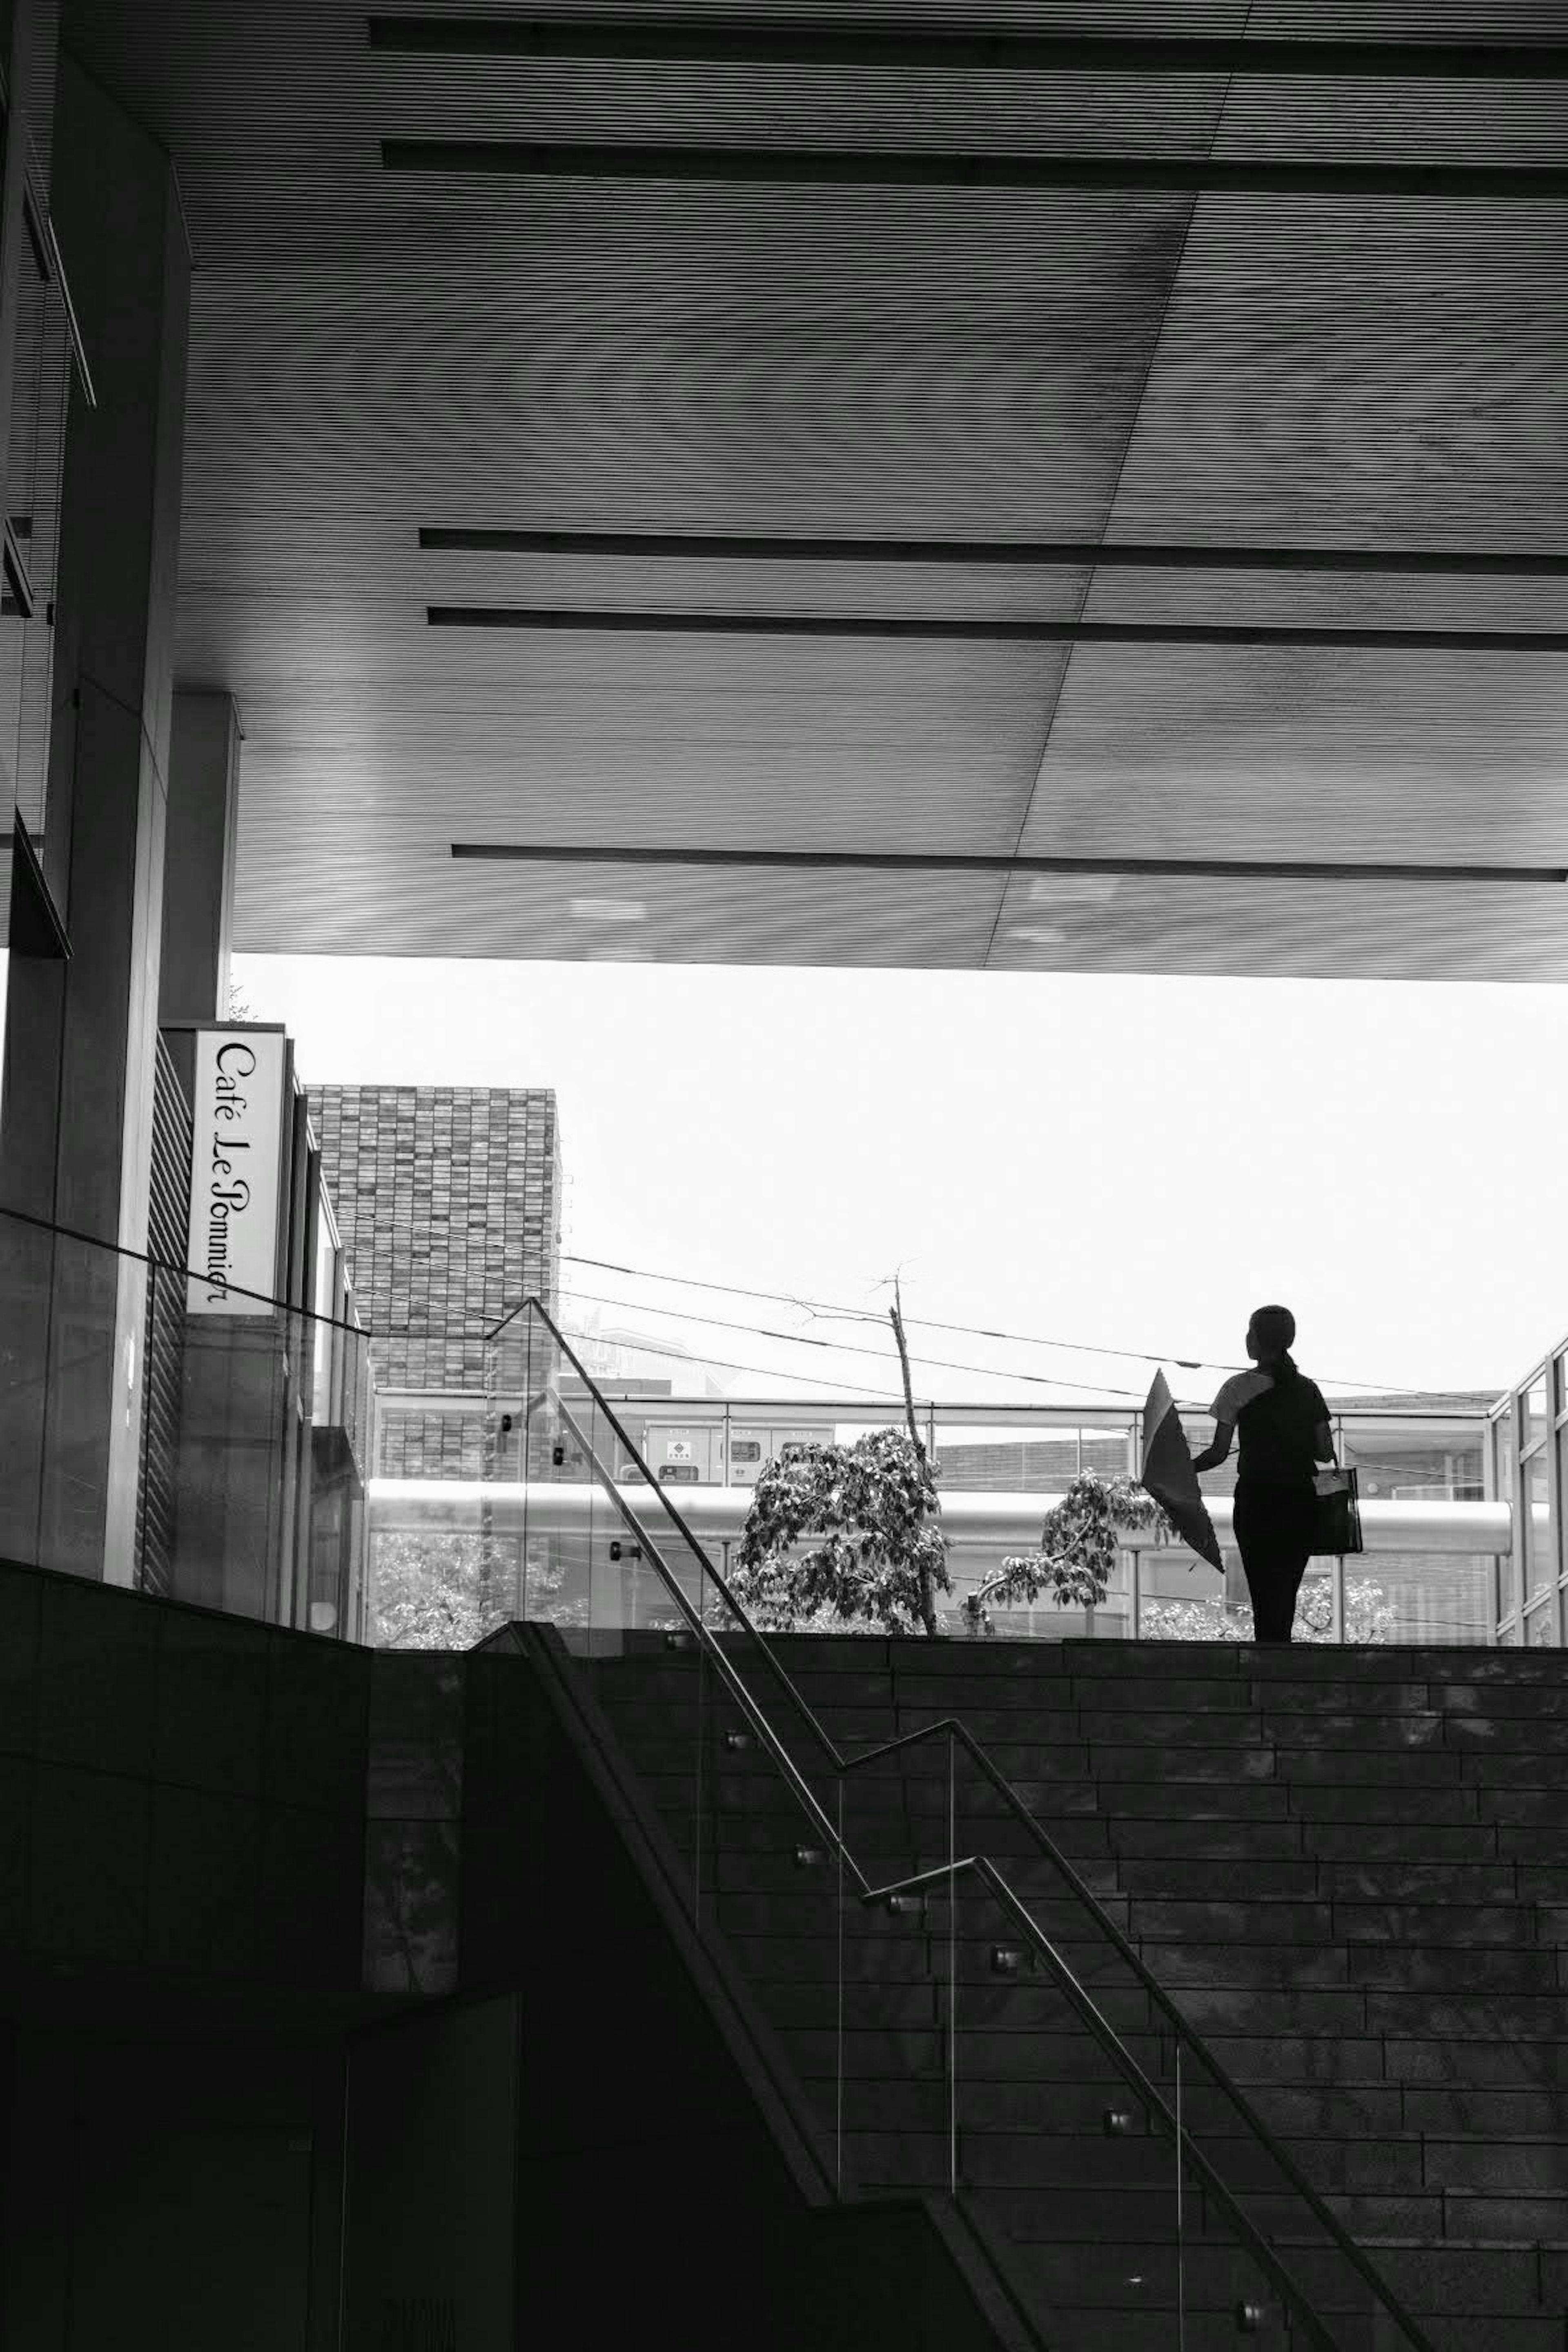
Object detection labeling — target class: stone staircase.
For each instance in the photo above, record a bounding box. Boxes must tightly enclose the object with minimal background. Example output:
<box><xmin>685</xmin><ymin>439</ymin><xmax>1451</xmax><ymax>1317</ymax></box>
<box><xmin>582</xmin><ymin>1632</ymin><xmax>1568</xmax><ymax>2352</ymax></box>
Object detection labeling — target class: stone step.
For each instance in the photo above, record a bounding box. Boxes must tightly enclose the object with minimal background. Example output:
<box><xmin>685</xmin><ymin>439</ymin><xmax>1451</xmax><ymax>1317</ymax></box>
<box><xmin>764</xmin><ymin>1972</ymin><xmax>1568</xmax><ymax>2068</ymax></box>
<box><xmin>1115</xmin><ymin>1857</ymin><xmax>1522</xmax><ymax>1902</ymax></box>
<box><xmin>974</xmin><ymin>2174</ymin><xmax>1568</xmax><ymax>2247</ymax></box>
<box><xmin>1132</xmin><ymin>1896</ymin><xmax>1550</xmax><ymax>1949</ymax></box>
<box><xmin>851</xmin><ymin>2109</ymin><xmax>1568</xmax><ymax>2202</ymax></box>
<box><xmin>1376</xmin><ymin>2039</ymin><xmax>1568</xmax><ymax>2089</ymax></box>
<box><xmin>1065</xmin><ymin>1645</ymin><xmax>1568</xmax><ymax>1684</ymax></box>
<box><xmin>811</xmin><ymin>2022</ymin><xmax>1568</xmax><ymax>2100</ymax></box>
<box><xmin>632</xmin><ymin>1757</ymin><xmax>1512</xmax><ymax>1824</ymax></box>
<box><xmin>1300</xmin><ymin>2234</ymin><xmax>1568</xmax><ymax>2317</ymax></box>
<box><xmin>1002</xmin><ymin>2234</ymin><xmax>1565</xmax><ymax>2351</ymax></box>
<box><xmin>789</xmin><ymin>2025</ymin><xmax>1390</xmax><ymax>2092</ymax></box>
<box><xmin>586</xmin><ymin>1636</ymin><xmax>1568</xmax><ymax>2338</ymax></box>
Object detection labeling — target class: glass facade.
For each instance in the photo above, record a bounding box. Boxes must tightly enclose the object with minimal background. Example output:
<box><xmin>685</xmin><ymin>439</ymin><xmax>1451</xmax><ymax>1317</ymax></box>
<box><xmin>1489</xmin><ymin>1334</ymin><xmax>1568</xmax><ymax>1649</ymax></box>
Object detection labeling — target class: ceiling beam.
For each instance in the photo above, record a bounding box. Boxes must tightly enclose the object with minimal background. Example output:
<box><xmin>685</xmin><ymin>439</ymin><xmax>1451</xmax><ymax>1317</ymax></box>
<box><xmin>418</xmin><ymin>529</ymin><xmax>1568</xmax><ymax>580</ymax></box>
<box><xmin>427</xmin><ymin>606</ymin><xmax>1568</xmax><ymax>654</ymax></box>
<box><xmin>450</xmin><ymin>844</ymin><xmax>1568</xmax><ymax>886</ymax></box>
<box><xmin>367</xmin><ymin>17</ymin><xmax>1568</xmax><ymax>81</ymax></box>
<box><xmin>383</xmin><ymin>141</ymin><xmax>1568</xmax><ymax>200</ymax></box>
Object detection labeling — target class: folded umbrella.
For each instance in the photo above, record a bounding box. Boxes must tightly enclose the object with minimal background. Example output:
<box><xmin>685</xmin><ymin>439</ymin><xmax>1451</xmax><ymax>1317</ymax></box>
<box><xmin>1140</xmin><ymin>1370</ymin><xmax>1224</xmax><ymax>1573</ymax></box>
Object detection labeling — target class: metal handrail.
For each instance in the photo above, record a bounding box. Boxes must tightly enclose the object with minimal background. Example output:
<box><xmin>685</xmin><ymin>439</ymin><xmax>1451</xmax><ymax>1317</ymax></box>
<box><xmin>514</xmin><ymin>1297</ymin><xmax>1439</xmax><ymax>2352</ymax></box>
<box><xmin>972</xmin><ymin>1853</ymin><xmax>1337</xmax><ymax>2352</ymax></box>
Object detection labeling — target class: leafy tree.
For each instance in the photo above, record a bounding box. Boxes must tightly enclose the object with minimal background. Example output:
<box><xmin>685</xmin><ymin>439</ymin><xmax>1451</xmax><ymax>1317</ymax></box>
<box><xmin>369</xmin><ymin>1529</ymin><xmax>588</xmax><ymax>1649</ymax></box>
<box><xmin>370</xmin><ymin>1531</ymin><xmax>498</xmax><ymax>1650</ymax></box>
<box><xmin>732</xmin><ymin>1429</ymin><xmax>951</xmax><ymax>1635</ymax></box>
<box><xmin>964</xmin><ymin>1471</ymin><xmax>1160</xmax><ymax>1634</ymax></box>
<box><xmin>1142</xmin><ymin>1575</ymin><xmax>1398</xmax><ymax>1645</ymax></box>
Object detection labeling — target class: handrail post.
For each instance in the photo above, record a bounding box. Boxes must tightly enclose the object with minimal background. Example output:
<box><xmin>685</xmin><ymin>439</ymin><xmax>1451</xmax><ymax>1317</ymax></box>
<box><xmin>835</xmin><ymin>1775</ymin><xmax>846</xmax><ymax>2198</ymax></box>
<box><xmin>1175</xmin><ymin>2039</ymin><xmax>1187</xmax><ymax>2352</ymax></box>
<box><xmin>693</xmin><ymin>1615</ymin><xmax>708</xmax><ymax>1931</ymax></box>
<box><xmin>947</xmin><ymin>1724</ymin><xmax>958</xmax><ymax>2197</ymax></box>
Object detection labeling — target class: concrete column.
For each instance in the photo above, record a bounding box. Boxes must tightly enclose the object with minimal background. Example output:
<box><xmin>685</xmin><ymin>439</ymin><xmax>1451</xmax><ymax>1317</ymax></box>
<box><xmin>159</xmin><ymin>691</ymin><xmax>242</xmax><ymax>1026</ymax></box>
<box><xmin>0</xmin><ymin>0</ymin><xmax>62</xmax><ymax>499</ymax></box>
<box><xmin>0</xmin><ymin>54</ymin><xmax>190</xmax><ymax>1582</ymax></box>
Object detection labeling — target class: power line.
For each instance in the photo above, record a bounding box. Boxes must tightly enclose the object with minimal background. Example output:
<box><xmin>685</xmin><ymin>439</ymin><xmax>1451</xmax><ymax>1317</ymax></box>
<box><xmin>558</xmin><ymin>1250</ymin><xmax>1434</xmax><ymax>1398</ymax></box>
<box><xmin>560</xmin><ymin>1282</ymin><xmax>1207</xmax><ymax>1406</ymax></box>
<box><xmin>555</xmin><ymin>1325</ymin><xmax>905</xmax><ymax>1402</ymax></box>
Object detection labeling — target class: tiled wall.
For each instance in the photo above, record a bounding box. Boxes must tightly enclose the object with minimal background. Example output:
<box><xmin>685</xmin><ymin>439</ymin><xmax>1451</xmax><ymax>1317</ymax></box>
<box><xmin>308</xmin><ymin>1087</ymin><xmax>562</xmax><ymax>1480</ymax></box>
<box><xmin>0</xmin><ymin>1561</ymin><xmax>369</xmax><ymax>1987</ymax></box>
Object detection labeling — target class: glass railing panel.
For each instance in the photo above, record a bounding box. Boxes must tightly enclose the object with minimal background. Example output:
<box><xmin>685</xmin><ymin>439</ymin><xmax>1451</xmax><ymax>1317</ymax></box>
<box><xmin>501</xmin><ymin>1301</ymin><xmax>1437</xmax><ymax>2345</ymax></box>
<box><xmin>491</xmin><ymin>1303</ymin><xmax>850</xmax><ymax>2140</ymax></box>
<box><xmin>837</xmin><ymin>1733</ymin><xmax>958</xmax><ymax>2196</ymax></box>
<box><xmin>831</xmin><ymin>1726</ymin><xmax>1436</xmax><ymax>2349</ymax></box>
<box><xmin>959</xmin><ymin>1825</ymin><xmax>1439</xmax><ymax>2342</ymax></box>
<box><xmin>951</xmin><ymin>1866</ymin><xmax>1308</xmax><ymax>2352</ymax></box>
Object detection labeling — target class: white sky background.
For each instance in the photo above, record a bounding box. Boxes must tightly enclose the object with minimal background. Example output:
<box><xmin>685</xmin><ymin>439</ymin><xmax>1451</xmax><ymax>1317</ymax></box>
<box><xmin>189</xmin><ymin>952</ymin><xmax>1568</xmax><ymax>1414</ymax></box>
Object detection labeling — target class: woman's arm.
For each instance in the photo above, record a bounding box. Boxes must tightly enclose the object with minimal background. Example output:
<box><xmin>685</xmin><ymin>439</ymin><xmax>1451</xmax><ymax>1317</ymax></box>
<box><xmin>1191</xmin><ymin>1419</ymin><xmax>1234</xmax><ymax>1475</ymax></box>
<box><xmin>1313</xmin><ymin>1420</ymin><xmax>1336</xmax><ymax>1463</ymax></box>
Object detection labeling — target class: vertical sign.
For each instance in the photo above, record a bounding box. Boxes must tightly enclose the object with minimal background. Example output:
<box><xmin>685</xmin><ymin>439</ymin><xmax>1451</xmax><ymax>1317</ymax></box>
<box><xmin>186</xmin><ymin>1028</ymin><xmax>288</xmax><ymax>1314</ymax></box>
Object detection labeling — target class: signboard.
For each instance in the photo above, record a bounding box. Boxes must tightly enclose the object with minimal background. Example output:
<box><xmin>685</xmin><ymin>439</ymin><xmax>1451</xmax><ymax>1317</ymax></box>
<box><xmin>185</xmin><ymin>1028</ymin><xmax>288</xmax><ymax>1314</ymax></box>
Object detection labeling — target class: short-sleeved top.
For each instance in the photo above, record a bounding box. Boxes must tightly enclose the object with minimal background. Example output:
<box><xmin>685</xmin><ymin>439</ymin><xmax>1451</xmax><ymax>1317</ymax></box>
<box><xmin>1210</xmin><ymin>1368</ymin><xmax>1330</xmax><ymax>1496</ymax></box>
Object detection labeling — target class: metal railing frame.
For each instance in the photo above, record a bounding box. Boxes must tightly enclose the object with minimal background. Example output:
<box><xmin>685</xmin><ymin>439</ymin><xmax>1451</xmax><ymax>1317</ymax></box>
<box><xmin>501</xmin><ymin>1295</ymin><xmax>1439</xmax><ymax>2352</ymax></box>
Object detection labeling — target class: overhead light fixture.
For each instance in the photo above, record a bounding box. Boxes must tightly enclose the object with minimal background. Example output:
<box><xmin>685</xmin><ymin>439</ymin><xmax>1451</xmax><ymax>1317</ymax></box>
<box><xmin>568</xmin><ymin>896</ymin><xmax>645</xmax><ymax>922</ymax></box>
<box><xmin>418</xmin><ymin>525</ymin><xmax>1568</xmax><ymax>581</ymax></box>
<box><xmin>367</xmin><ymin>18</ymin><xmax>1568</xmax><ymax>85</ymax></box>
<box><xmin>382</xmin><ymin>139</ymin><xmax>1567</xmax><ymax>204</ymax></box>
<box><xmin>427</xmin><ymin>604</ymin><xmax>1568</xmax><ymax>654</ymax></box>
<box><xmin>454</xmin><ymin>844</ymin><xmax>1568</xmax><ymax>887</ymax></box>
<box><xmin>1007</xmin><ymin>927</ymin><xmax>1067</xmax><ymax>946</ymax></box>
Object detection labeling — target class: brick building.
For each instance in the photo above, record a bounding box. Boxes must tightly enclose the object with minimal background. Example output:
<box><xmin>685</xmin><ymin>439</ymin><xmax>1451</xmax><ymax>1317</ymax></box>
<box><xmin>309</xmin><ymin>1086</ymin><xmax>563</xmax><ymax>1477</ymax></box>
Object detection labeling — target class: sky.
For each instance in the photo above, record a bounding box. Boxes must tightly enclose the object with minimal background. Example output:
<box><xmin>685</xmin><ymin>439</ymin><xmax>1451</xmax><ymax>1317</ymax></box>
<box><xmin>188</xmin><ymin>952</ymin><xmax>1568</xmax><ymax>1416</ymax></box>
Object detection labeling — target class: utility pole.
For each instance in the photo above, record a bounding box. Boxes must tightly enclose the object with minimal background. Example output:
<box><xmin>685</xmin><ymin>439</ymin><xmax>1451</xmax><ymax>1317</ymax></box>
<box><xmin>889</xmin><ymin>1277</ymin><xmax>940</xmax><ymax>1636</ymax></box>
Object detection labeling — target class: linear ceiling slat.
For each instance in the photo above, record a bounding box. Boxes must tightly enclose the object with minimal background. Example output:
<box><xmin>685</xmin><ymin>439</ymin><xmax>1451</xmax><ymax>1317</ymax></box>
<box><xmin>366</xmin><ymin>15</ymin><xmax>1568</xmax><ymax>80</ymax></box>
<box><xmin>425</xmin><ymin>607</ymin><xmax>1568</xmax><ymax>651</ymax></box>
<box><xmin>381</xmin><ymin>138</ymin><xmax>1568</xmax><ymax>195</ymax></box>
<box><xmin>416</xmin><ymin>528</ymin><xmax>1568</xmax><ymax>577</ymax></box>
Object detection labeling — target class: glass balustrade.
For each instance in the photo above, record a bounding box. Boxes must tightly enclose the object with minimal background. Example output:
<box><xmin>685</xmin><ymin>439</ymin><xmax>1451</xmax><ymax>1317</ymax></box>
<box><xmin>375</xmin><ymin>1323</ymin><xmax>1508</xmax><ymax>1652</ymax></box>
<box><xmin>473</xmin><ymin>1300</ymin><xmax>1439</xmax><ymax>2350</ymax></box>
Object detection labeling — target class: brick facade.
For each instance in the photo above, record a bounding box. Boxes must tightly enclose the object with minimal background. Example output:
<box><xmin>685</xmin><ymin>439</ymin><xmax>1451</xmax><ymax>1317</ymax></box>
<box><xmin>308</xmin><ymin>1087</ymin><xmax>562</xmax><ymax>1478</ymax></box>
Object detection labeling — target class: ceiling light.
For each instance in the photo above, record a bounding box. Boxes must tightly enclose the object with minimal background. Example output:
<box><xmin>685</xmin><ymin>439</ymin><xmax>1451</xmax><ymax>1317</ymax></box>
<box><xmin>1028</xmin><ymin>875</ymin><xmax>1121</xmax><ymax>904</ymax></box>
<box><xmin>1007</xmin><ymin>927</ymin><xmax>1066</xmax><ymax>945</ymax></box>
<box><xmin>569</xmin><ymin>897</ymin><xmax>645</xmax><ymax>922</ymax></box>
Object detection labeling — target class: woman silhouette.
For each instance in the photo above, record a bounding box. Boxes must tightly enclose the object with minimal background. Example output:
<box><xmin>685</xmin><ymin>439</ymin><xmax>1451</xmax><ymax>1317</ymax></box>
<box><xmin>1190</xmin><ymin>1305</ymin><xmax>1336</xmax><ymax>1644</ymax></box>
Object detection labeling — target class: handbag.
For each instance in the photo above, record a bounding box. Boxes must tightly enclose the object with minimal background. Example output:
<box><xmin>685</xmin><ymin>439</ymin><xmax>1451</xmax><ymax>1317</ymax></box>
<box><xmin>1310</xmin><ymin>1465</ymin><xmax>1363</xmax><ymax>1557</ymax></box>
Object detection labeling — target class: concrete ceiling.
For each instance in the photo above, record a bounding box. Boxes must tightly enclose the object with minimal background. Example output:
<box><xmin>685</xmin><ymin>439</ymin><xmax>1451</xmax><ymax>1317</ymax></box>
<box><xmin>58</xmin><ymin>1</ymin><xmax>1568</xmax><ymax>977</ymax></box>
